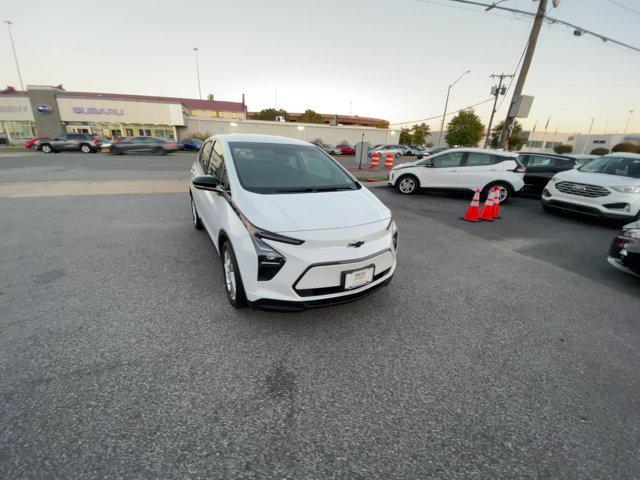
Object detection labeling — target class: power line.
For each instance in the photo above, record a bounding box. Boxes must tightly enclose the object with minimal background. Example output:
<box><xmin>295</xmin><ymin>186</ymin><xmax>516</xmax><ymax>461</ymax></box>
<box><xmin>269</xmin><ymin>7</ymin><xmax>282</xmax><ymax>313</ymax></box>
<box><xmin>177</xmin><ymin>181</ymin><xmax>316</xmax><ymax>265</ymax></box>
<box><xmin>445</xmin><ymin>0</ymin><xmax>640</xmax><ymax>53</ymax></box>
<box><xmin>606</xmin><ymin>0</ymin><xmax>640</xmax><ymax>17</ymax></box>
<box><xmin>390</xmin><ymin>98</ymin><xmax>494</xmax><ymax>126</ymax></box>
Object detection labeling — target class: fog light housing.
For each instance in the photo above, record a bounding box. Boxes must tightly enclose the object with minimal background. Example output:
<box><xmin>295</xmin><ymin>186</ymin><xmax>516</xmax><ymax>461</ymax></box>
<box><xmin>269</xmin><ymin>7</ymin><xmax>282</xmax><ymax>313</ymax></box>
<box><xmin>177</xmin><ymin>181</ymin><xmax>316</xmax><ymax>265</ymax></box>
<box><xmin>542</xmin><ymin>189</ymin><xmax>551</xmax><ymax>197</ymax></box>
<box><xmin>603</xmin><ymin>202</ymin><xmax>630</xmax><ymax>211</ymax></box>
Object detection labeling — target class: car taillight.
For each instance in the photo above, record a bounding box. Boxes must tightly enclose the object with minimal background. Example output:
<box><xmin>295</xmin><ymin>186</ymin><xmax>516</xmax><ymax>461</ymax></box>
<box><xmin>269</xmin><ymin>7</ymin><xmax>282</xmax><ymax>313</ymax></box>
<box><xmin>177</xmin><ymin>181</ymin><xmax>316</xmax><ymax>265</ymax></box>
<box><xmin>614</xmin><ymin>236</ymin><xmax>632</xmax><ymax>247</ymax></box>
<box><xmin>166</xmin><ymin>141</ymin><xmax>177</xmax><ymax>147</ymax></box>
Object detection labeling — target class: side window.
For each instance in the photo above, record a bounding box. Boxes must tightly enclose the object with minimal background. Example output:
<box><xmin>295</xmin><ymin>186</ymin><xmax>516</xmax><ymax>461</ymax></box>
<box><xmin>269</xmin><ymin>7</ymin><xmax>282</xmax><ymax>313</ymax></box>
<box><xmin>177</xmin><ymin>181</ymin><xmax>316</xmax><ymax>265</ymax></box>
<box><xmin>208</xmin><ymin>141</ymin><xmax>230</xmax><ymax>189</ymax></box>
<box><xmin>527</xmin><ymin>155</ymin><xmax>554</xmax><ymax>167</ymax></box>
<box><xmin>465</xmin><ymin>152</ymin><xmax>494</xmax><ymax>167</ymax></box>
<box><xmin>55</xmin><ymin>135</ymin><xmax>66</xmax><ymax>141</ymax></box>
<box><xmin>199</xmin><ymin>140</ymin><xmax>213</xmax><ymax>171</ymax></box>
<box><xmin>432</xmin><ymin>152</ymin><xmax>464</xmax><ymax>168</ymax></box>
<box><xmin>518</xmin><ymin>155</ymin><xmax>530</xmax><ymax>167</ymax></box>
<box><xmin>552</xmin><ymin>158</ymin><xmax>573</xmax><ymax>168</ymax></box>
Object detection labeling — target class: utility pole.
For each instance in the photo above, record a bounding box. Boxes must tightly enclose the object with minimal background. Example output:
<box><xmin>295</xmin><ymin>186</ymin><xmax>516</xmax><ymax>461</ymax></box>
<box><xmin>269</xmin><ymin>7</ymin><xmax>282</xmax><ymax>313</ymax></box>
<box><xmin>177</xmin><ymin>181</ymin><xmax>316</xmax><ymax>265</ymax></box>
<box><xmin>193</xmin><ymin>47</ymin><xmax>202</xmax><ymax>99</ymax></box>
<box><xmin>623</xmin><ymin>110</ymin><xmax>634</xmax><ymax>134</ymax></box>
<box><xmin>4</xmin><ymin>20</ymin><xmax>24</xmax><ymax>90</ymax></box>
<box><xmin>582</xmin><ymin>117</ymin><xmax>595</xmax><ymax>154</ymax></box>
<box><xmin>499</xmin><ymin>0</ymin><xmax>548</xmax><ymax>149</ymax></box>
<box><xmin>484</xmin><ymin>73</ymin><xmax>512</xmax><ymax>148</ymax></box>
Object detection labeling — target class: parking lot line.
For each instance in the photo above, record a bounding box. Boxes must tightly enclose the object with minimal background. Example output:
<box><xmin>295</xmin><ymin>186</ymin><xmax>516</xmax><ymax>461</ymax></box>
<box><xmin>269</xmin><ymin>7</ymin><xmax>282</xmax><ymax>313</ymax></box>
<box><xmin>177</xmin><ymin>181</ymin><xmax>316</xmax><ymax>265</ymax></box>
<box><xmin>0</xmin><ymin>180</ymin><xmax>187</xmax><ymax>197</ymax></box>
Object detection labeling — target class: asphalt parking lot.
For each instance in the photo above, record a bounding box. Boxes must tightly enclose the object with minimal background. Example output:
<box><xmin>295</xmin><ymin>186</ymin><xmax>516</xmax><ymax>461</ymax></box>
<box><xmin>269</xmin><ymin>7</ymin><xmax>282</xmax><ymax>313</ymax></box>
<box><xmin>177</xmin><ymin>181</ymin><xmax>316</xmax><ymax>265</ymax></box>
<box><xmin>1</xmin><ymin>152</ymin><xmax>639</xmax><ymax>479</ymax></box>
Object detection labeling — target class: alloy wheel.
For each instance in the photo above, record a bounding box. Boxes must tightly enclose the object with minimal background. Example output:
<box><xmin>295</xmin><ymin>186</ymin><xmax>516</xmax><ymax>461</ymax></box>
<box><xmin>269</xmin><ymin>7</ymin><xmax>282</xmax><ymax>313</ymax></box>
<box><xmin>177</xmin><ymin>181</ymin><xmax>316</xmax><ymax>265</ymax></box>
<box><xmin>41</xmin><ymin>145</ymin><xmax>51</xmax><ymax>153</ymax></box>
<box><xmin>191</xmin><ymin>198</ymin><xmax>198</xmax><ymax>226</ymax></box>
<box><xmin>81</xmin><ymin>145</ymin><xmax>91</xmax><ymax>153</ymax></box>
<box><xmin>399</xmin><ymin>177</ymin><xmax>416</xmax><ymax>194</ymax></box>
<box><xmin>223</xmin><ymin>249</ymin><xmax>236</xmax><ymax>301</ymax></box>
<box><xmin>495</xmin><ymin>185</ymin><xmax>508</xmax><ymax>203</ymax></box>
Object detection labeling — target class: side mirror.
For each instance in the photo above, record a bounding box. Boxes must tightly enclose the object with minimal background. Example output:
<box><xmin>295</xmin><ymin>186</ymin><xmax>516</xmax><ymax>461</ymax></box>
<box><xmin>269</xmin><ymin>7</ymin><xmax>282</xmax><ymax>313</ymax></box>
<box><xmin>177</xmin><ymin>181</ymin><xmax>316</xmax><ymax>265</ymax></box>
<box><xmin>192</xmin><ymin>175</ymin><xmax>221</xmax><ymax>192</ymax></box>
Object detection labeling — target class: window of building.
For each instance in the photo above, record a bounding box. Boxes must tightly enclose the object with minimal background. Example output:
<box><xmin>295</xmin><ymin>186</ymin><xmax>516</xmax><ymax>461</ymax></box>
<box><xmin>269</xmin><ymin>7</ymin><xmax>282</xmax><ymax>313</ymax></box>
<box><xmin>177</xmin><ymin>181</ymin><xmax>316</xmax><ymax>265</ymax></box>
<box><xmin>593</xmin><ymin>140</ymin><xmax>606</xmax><ymax>144</ymax></box>
<box><xmin>545</xmin><ymin>141</ymin><xmax>561</xmax><ymax>149</ymax></box>
<box><xmin>527</xmin><ymin>140</ymin><xmax>543</xmax><ymax>148</ymax></box>
<box><xmin>232</xmin><ymin>112</ymin><xmax>237</xmax><ymax>119</ymax></box>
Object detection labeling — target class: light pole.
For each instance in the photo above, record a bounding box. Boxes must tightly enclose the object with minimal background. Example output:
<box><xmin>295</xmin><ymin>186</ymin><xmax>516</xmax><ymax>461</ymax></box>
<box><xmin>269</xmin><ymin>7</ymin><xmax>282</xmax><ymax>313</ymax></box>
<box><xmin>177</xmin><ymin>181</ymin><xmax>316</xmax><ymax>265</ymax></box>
<box><xmin>437</xmin><ymin>70</ymin><xmax>470</xmax><ymax>147</ymax></box>
<box><xmin>297</xmin><ymin>125</ymin><xmax>305</xmax><ymax>141</ymax></box>
<box><xmin>581</xmin><ymin>117</ymin><xmax>595</xmax><ymax>154</ymax></box>
<box><xmin>623</xmin><ymin>110</ymin><xmax>634</xmax><ymax>135</ymax></box>
<box><xmin>349</xmin><ymin>101</ymin><xmax>353</xmax><ymax>117</ymax></box>
<box><xmin>193</xmin><ymin>47</ymin><xmax>202</xmax><ymax>99</ymax></box>
<box><xmin>4</xmin><ymin>20</ymin><xmax>24</xmax><ymax>90</ymax></box>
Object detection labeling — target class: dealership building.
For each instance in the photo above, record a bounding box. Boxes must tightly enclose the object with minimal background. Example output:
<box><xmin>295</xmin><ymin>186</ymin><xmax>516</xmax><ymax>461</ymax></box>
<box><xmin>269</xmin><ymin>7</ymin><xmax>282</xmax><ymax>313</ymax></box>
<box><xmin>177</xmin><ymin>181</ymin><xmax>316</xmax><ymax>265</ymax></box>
<box><xmin>0</xmin><ymin>84</ymin><xmax>247</xmax><ymax>143</ymax></box>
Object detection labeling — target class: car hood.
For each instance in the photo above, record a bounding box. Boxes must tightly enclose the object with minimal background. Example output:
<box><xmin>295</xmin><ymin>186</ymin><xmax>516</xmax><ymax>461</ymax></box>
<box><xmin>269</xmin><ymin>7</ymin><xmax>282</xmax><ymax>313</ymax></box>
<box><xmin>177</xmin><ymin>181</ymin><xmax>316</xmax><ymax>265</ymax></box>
<box><xmin>554</xmin><ymin>169</ymin><xmax>640</xmax><ymax>187</ymax></box>
<box><xmin>237</xmin><ymin>187</ymin><xmax>391</xmax><ymax>233</ymax></box>
<box><xmin>392</xmin><ymin>161</ymin><xmax>419</xmax><ymax>170</ymax></box>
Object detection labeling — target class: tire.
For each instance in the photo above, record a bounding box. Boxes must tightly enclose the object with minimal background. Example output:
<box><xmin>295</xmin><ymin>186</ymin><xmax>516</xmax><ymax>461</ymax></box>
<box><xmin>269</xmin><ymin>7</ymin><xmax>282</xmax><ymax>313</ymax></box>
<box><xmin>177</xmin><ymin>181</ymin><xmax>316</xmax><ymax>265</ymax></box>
<box><xmin>542</xmin><ymin>204</ymin><xmax>552</xmax><ymax>214</ymax></box>
<box><xmin>190</xmin><ymin>195</ymin><xmax>204</xmax><ymax>230</ymax></box>
<box><xmin>221</xmin><ymin>241</ymin><xmax>247</xmax><ymax>308</ymax></box>
<box><xmin>80</xmin><ymin>144</ymin><xmax>91</xmax><ymax>154</ymax></box>
<box><xmin>396</xmin><ymin>174</ymin><xmax>419</xmax><ymax>195</ymax></box>
<box><xmin>395</xmin><ymin>153</ymin><xmax>401</xmax><ymax>158</ymax></box>
<box><xmin>152</xmin><ymin>147</ymin><xmax>162</xmax><ymax>155</ymax></box>
<box><xmin>110</xmin><ymin>147</ymin><xmax>123</xmax><ymax>155</ymax></box>
<box><xmin>482</xmin><ymin>182</ymin><xmax>511</xmax><ymax>204</ymax></box>
<box><xmin>40</xmin><ymin>144</ymin><xmax>52</xmax><ymax>154</ymax></box>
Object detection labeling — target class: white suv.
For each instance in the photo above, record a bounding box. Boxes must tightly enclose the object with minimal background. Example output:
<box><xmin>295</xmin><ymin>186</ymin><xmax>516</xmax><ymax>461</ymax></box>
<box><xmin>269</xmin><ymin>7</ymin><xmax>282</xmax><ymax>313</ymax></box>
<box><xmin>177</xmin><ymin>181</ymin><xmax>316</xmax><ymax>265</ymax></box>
<box><xmin>542</xmin><ymin>153</ymin><xmax>640</xmax><ymax>221</ymax></box>
<box><xmin>372</xmin><ymin>145</ymin><xmax>408</xmax><ymax>158</ymax></box>
<box><xmin>190</xmin><ymin>134</ymin><xmax>398</xmax><ymax>311</ymax></box>
<box><xmin>387</xmin><ymin>148</ymin><xmax>525</xmax><ymax>203</ymax></box>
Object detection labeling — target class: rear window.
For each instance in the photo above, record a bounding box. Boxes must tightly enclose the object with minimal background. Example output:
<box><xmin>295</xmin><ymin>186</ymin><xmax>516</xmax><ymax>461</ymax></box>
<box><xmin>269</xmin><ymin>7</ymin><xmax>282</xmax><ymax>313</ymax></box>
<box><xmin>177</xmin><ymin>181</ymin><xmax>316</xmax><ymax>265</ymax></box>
<box><xmin>228</xmin><ymin>142</ymin><xmax>359</xmax><ymax>194</ymax></box>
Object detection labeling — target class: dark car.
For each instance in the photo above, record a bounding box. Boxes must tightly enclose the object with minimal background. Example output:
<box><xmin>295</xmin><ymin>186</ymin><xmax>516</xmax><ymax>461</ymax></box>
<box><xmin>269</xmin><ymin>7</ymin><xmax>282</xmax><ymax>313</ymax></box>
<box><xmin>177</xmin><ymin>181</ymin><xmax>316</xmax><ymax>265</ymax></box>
<box><xmin>518</xmin><ymin>152</ymin><xmax>577</xmax><ymax>196</ymax></box>
<box><xmin>110</xmin><ymin>136</ymin><xmax>178</xmax><ymax>155</ymax></box>
<box><xmin>425</xmin><ymin>146</ymin><xmax>449</xmax><ymax>155</ymax></box>
<box><xmin>607</xmin><ymin>220</ymin><xmax>640</xmax><ymax>277</ymax></box>
<box><xmin>179</xmin><ymin>138</ymin><xmax>203</xmax><ymax>151</ymax></box>
<box><xmin>35</xmin><ymin>133</ymin><xmax>101</xmax><ymax>154</ymax></box>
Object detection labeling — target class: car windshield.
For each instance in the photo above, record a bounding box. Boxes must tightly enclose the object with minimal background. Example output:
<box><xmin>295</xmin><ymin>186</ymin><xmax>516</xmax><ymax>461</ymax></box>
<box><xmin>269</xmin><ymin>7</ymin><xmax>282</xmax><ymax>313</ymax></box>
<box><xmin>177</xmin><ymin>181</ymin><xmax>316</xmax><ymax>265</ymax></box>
<box><xmin>578</xmin><ymin>155</ymin><xmax>640</xmax><ymax>178</ymax></box>
<box><xmin>228</xmin><ymin>141</ymin><xmax>359</xmax><ymax>194</ymax></box>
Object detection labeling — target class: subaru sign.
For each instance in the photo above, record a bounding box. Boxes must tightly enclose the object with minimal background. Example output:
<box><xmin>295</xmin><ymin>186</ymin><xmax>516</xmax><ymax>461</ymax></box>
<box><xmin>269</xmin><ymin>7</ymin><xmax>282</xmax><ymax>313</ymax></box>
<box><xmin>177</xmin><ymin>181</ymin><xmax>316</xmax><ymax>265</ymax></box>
<box><xmin>35</xmin><ymin>104</ymin><xmax>53</xmax><ymax>114</ymax></box>
<box><xmin>72</xmin><ymin>106</ymin><xmax>124</xmax><ymax>116</ymax></box>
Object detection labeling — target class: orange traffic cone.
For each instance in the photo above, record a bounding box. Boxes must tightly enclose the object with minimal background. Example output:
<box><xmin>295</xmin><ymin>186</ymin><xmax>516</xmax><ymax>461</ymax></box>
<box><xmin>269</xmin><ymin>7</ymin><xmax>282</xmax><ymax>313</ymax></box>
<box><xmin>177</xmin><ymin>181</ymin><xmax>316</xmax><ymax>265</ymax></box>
<box><xmin>479</xmin><ymin>188</ymin><xmax>495</xmax><ymax>222</ymax></box>
<box><xmin>370</xmin><ymin>152</ymin><xmax>380</xmax><ymax>169</ymax></box>
<box><xmin>492</xmin><ymin>187</ymin><xmax>502</xmax><ymax>219</ymax></box>
<box><xmin>461</xmin><ymin>189</ymin><xmax>481</xmax><ymax>222</ymax></box>
<box><xmin>384</xmin><ymin>153</ymin><xmax>394</xmax><ymax>169</ymax></box>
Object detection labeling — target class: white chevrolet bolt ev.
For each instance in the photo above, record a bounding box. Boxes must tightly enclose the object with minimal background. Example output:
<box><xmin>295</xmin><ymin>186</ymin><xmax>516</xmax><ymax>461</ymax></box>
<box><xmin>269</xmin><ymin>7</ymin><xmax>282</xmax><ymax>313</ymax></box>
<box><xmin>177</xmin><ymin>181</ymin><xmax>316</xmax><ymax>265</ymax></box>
<box><xmin>388</xmin><ymin>148</ymin><xmax>525</xmax><ymax>203</ymax></box>
<box><xmin>542</xmin><ymin>153</ymin><xmax>640</xmax><ymax>221</ymax></box>
<box><xmin>189</xmin><ymin>134</ymin><xmax>398</xmax><ymax>310</ymax></box>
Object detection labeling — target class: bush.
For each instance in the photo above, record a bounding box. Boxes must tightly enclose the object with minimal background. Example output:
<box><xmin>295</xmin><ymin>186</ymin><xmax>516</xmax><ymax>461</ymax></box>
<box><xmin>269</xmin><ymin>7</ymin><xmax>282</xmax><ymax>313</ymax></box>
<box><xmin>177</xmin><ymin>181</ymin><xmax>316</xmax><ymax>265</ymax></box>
<box><xmin>312</xmin><ymin>137</ymin><xmax>323</xmax><ymax>144</ymax></box>
<box><xmin>554</xmin><ymin>144</ymin><xmax>573</xmax><ymax>154</ymax></box>
<box><xmin>611</xmin><ymin>142</ymin><xmax>637</xmax><ymax>153</ymax></box>
<box><xmin>590</xmin><ymin>147</ymin><xmax>609</xmax><ymax>155</ymax></box>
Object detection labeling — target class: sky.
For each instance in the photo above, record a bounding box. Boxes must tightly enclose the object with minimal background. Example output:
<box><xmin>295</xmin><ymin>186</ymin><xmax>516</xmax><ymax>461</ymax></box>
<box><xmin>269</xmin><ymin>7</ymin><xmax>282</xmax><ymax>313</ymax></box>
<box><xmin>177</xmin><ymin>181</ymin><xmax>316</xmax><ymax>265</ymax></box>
<box><xmin>1</xmin><ymin>0</ymin><xmax>639</xmax><ymax>134</ymax></box>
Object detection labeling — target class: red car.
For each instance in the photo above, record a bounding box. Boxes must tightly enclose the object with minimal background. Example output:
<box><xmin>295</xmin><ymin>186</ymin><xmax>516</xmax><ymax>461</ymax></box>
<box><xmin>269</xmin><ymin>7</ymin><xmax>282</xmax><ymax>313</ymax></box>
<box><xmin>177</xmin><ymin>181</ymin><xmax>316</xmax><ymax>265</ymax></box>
<box><xmin>25</xmin><ymin>136</ymin><xmax>50</xmax><ymax>149</ymax></box>
<box><xmin>336</xmin><ymin>144</ymin><xmax>355</xmax><ymax>155</ymax></box>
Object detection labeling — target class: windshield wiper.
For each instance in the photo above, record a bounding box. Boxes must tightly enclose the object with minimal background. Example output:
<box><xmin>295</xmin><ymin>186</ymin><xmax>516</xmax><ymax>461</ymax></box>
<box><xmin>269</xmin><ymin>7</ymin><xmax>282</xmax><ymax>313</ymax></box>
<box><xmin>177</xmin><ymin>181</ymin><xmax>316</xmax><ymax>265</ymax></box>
<box><xmin>273</xmin><ymin>186</ymin><xmax>355</xmax><ymax>193</ymax></box>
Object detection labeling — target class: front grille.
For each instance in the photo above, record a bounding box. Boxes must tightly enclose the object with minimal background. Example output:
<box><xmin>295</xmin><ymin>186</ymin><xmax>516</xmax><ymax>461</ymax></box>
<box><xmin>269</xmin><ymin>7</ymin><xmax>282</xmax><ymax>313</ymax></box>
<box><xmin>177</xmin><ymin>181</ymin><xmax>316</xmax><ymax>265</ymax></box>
<box><xmin>555</xmin><ymin>181</ymin><xmax>610</xmax><ymax>198</ymax></box>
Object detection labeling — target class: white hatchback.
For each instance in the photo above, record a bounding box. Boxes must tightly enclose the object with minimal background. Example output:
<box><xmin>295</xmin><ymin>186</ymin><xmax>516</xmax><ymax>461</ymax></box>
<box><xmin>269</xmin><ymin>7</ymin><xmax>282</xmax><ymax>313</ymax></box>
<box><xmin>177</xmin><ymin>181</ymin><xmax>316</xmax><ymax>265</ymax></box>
<box><xmin>190</xmin><ymin>134</ymin><xmax>398</xmax><ymax>311</ymax></box>
<box><xmin>387</xmin><ymin>148</ymin><xmax>525</xmax><ymax>203</ymax></box>
<box><xmin>542</xmin><ymin>153</ymin><xmax>640</xmax><ymax>221</ymax></box>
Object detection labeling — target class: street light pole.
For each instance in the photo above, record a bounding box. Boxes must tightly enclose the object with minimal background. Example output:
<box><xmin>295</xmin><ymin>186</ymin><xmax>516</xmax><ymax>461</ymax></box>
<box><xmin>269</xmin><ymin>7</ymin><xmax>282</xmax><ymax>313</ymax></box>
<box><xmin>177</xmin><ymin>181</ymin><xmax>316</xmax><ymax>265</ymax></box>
<box><xmin>623</xmin><ymin>110</ymin><xmax>634</xmax><ymax>134</ymax></box>
<box><xmin>193</xmin><ymin>47</ymin><xmax>202</xmax><ymax>99</ymax></box>
<box><xmin>582</xmin><ymin>117</ymin><xmax>595</xmax><ymax>154</ymax></box>
<box><xmin>4</xmin><ymin>20</ymin><xmax>24</xmax><ymax>90</ymax></box>
<box><xmin>437</xmin><ymin>70</ymin><xmax>470</xmax><ymax>147</ymax></box>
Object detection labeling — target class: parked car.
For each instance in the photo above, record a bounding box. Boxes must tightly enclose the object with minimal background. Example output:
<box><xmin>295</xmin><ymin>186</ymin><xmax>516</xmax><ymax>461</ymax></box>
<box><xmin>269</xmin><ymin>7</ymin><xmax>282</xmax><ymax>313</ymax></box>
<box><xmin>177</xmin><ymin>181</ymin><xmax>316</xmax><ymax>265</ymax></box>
<box><xmin>404</xmin><ymin>145</ymin><xmax>425</xmax><ymax>156</ymax></box>
<box><xmin>388</xmin><ymin>148</ymin><xmax>525</xmax><ymax>203</ymax></box>
<box><xmin>179</xmin><ymin>138</ymin><xmax>204</xmax><ymax>151</ymax></box>
<box><xmin>35</xmin><ymin>133</ymin><xmax>101</xmax><ymax>153</ymax></box>
<box><xmin>371</xmin><ymin>145</ymin><xmax>406</xmax><ymax>158</ymax></box>
<box><xmin>25</xmin><ymin>136</ymin><xmax>50</xmax><ymax>150</ymax></box>
<box><xmin>335</xmin><ymin>144</ymin><xmax>356</xmax><ymax>155</ymax></box>
<box><xmin>109</xmin><ymin>136</ymin><xmax>178</xmax><ymax>155</ymax></box>
<box><xmin>425</xmin><ymin>146</ymin><xmax>449</xmax><ymax>155</ymax></box>
<box><xmin>189</xmin><ymin>134</ymin><xmax>397</xmax><ymax>310</ymax></box>
<box><xmin>0</xmin><ymin>133</ymin><xmax>7</xmax><ymax>145</ymax></box>
<box><xmin>310</xmin><ymin>141</ymin><xmax>340</xmax><ymax>155</ymax></box>
<box><xmin>607</xmin><ymin>220</ymin><xmax>640</xmax><ymax>277</ymax></box>
<box><xmin>518</xmin><ymin>152</ymin><xmax>578</xmax><ymax>196</ymax></box>
<box><xmin>541</xmin><ymin>153</ymin><xmax>640</xmax><ymax>221</ymax></box>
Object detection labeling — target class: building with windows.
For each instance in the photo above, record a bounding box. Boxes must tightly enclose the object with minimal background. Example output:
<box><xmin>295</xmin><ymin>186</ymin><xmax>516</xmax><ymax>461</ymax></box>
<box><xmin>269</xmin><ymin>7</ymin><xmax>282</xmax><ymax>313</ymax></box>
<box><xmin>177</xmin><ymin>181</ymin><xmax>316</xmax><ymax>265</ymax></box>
<box><xmin>521</xmin><ymin>130</ymin><xmax>640</xmax><ymax>154</ymax></box>
<box><xmin>0</xmin><ymin>84</ymin><xmax>246</xmax><ymax>143</ymax></box>
<box><xmin>248</xmin><ymin>111</ymin><xmax>389</xmax><ymax>128</ymax></box>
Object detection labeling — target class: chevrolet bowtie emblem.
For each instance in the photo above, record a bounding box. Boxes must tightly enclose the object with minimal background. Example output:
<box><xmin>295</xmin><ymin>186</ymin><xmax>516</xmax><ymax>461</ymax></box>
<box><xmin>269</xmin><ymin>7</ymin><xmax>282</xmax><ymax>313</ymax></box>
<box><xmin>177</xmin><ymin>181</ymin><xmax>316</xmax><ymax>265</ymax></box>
<box><xmin>347</xmin><ymin>241</ymin><xmax>365</xmax><ymax>248</ymax></box>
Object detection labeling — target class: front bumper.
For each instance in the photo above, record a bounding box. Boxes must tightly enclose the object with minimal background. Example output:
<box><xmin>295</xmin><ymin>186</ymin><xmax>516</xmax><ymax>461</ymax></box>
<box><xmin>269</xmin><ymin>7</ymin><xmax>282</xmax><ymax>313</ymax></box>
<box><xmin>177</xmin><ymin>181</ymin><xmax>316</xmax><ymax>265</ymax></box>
<box><xmin>235</xmin><ymin>219</ymin><xmax>398</xmax><ymax>310</ymax></box>
<box><xmin>542</xmin><ymin>182</ymin><xmax>640</xmax><ymax>220</ymax></box>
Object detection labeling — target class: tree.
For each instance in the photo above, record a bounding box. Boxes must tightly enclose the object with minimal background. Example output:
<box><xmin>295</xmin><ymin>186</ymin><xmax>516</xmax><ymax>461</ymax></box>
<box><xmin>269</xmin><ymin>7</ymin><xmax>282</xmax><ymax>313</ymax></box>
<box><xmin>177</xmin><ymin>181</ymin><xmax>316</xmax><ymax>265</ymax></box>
<box><xmin>254</xmin><ymin>108</ymin><xmax>289</xmax><ymax>121</ymax></box>
<box><xmin>312</xmin><ymin>137</ymin><xmax>323</xmax><ymax>144</ymax></box>
<box><xmin>399</xmin><ymin>128</ymin><xmax>412</xmax><ymax>145</ymax></box>
<box><xmin>445</xmin><ymin>109</ymin><xmax>485</xmax><ymax>147</ymax></box>
<box><xmin>590</xmin><ymin>147</ymin><xmax>609</xmax><ymax>155</ymax></box>
<box><xmin>298</xmin><ymin>109</ymin><xmax>324</xmax><ymax>124</ymax></box>
<box><xmin>489</xmin><ymin>120</ymin><xmax>524</xmax><ymax>150</ymax></box>
<box><xmin>411</xmin><ymin>123</ymin><xmax>430</xmax><ymax>145</ymax></box>
<box><xmin>554</xmin><ymin>144</ymin><xmax>573</xmax><ymax>154</ymax></box>
<box><xmin>612</xmin><ymin>142</ymin><xmax>637</xmax><ymax>153</ymax></box>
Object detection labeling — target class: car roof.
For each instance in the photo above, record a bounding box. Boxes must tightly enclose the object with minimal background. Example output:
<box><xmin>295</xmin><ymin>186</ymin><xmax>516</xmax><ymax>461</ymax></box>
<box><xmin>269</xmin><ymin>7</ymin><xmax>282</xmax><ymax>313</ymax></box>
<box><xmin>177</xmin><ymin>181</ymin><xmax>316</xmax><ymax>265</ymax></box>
<box><xmin>437</xmin><ymin>147</ymin><xmax>519</xmax><ymax>158</ymax></box>
<box><xmin>215</xmin><ymin>133</ymin><xmax>310</xmax><ymax>146</ymax></box>
<box><xmin>605</xmin><ymin>152</ymin><xmax>640</xmax><ymax>158</ymax></box>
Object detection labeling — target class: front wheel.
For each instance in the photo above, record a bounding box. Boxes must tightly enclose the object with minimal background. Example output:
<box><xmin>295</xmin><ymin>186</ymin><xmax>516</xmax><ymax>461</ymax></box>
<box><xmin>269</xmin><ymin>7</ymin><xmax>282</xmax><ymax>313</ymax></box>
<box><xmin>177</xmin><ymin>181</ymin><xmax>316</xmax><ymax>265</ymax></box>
<box><xmin>190</xmin><ymin>195</ymin><xmax>204</xmax><ymax>230</ymax></box>
<box><xmin>40</xmin><ymin>144</ymin><xmax>52</xmax><ymax>154</ymax></box>
<box><xmin>221</xmin><ymin>241</ymin><xmax>247</xmax><ymax>308</ymax></box>
<box><xmin>80</xmin><ymin>144</ymin><xmax>91</xmax><ymax>153</ymax></box>
<box><xmin>396</xmin><ymin>175</ymin><xmax>419</xmax><ymax>195</ymax></box>
<box><xmin>483</xmin><ymin>183</ymin><xmax>511</xmax><ymax>204</ymax></box>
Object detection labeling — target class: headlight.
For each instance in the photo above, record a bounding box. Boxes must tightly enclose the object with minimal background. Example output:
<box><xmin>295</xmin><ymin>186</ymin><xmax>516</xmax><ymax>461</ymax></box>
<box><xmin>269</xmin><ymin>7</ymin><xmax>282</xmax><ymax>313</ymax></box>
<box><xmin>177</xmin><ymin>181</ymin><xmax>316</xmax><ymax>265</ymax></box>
<box><xmin>611</xmin><ymin>186</ymin><xmax>640</xmax><ymax>194</ymax></box>
<box><xmin>232</xmin><ymin>203</ymin><xmax>304</xmax><ymax>281</ymax></box>
<box><xmin>622</xmin><ymin>228</ymin><xmax>640</xmax><ymax>239</ymax></box>
<box><xmin>387</xmin><ymin>217</ymin><xmax>399</xmax><ymax>249</ymax></box>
